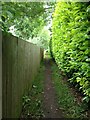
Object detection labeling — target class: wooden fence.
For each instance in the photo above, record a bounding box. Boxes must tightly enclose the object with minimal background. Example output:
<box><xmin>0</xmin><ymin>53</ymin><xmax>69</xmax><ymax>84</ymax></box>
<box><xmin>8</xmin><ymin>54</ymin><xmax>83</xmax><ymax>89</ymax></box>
<box><xmin>2</xmin><ymin>32</ymin><xmax>43</xmax><ymax>118</ymax></box>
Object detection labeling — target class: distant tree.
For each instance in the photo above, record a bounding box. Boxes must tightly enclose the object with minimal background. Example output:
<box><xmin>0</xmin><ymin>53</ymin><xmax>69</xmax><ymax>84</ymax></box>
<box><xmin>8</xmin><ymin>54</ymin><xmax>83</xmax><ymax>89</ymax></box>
<box><xmin>30</xmin><ymin>27</ymin><xmax>50</xmax><ymax>49</ymax></box>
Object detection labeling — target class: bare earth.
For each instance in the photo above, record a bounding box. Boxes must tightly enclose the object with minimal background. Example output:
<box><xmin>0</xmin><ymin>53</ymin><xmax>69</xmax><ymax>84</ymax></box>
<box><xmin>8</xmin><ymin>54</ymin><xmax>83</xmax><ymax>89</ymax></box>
<box><xmin>42</xmin><ymin>58</ymin><xmax>63</xmax><ymax>118</ymax></box>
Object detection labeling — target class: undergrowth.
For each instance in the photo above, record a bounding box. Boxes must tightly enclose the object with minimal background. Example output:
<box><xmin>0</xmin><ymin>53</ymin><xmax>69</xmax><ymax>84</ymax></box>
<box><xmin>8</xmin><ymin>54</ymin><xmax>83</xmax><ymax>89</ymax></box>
<box><xmin>51</xmin><ymin>63</ymin><xmax>88</xmax><ymax>119</ymax></box>
<box><xmin>21</xmin><ymin>62</ymin><xmax>45</xmax><ymax>119</ymax></box>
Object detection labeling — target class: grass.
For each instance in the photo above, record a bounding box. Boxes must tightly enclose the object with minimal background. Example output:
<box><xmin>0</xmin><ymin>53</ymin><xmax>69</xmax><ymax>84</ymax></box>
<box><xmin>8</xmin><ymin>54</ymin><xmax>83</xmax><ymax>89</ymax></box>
<box><xmin>21</xmin><ymin>62</ymin><xmax>45</xmax><ymax>119</ymax></box>
<box><xmin>51</xmin><ymin>63</ymin><xmax>88</xmax><ymax>118</ymax></box>
<box><xmin>21</xmin><ymin>54</ymin><xmax>88</xmax><ymax>119</ymax></box>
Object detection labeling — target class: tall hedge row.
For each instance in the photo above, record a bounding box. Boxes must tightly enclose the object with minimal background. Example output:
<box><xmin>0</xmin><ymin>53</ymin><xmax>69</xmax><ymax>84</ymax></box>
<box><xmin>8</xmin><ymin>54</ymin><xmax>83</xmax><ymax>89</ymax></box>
<box><xmin>52</xmin><ymin>2</ymin><xmax>90</xmax><ymax>102</ymax></box>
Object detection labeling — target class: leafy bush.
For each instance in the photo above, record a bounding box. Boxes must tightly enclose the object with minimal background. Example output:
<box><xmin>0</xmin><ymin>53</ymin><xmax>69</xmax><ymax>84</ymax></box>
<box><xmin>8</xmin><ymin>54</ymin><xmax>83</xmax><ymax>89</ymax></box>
<box><xmin>52</xmin><ymin>2</ymin><xmax>90</xmax><ymax>102</ymax></box>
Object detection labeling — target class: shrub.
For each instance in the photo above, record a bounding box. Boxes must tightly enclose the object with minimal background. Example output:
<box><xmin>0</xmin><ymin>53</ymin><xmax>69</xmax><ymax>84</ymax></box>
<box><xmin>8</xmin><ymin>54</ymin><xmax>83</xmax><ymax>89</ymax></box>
<box><xmin>52</xmin><ymin>2</ymin><xmax>90</xmax><ymax>102</ymax></box>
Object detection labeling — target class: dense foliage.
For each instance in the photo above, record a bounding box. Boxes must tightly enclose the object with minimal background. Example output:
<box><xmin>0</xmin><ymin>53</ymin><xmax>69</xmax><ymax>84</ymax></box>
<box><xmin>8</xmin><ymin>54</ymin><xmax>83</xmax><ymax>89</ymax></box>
<box><xmin>1</xmin><ymin>2</ymin><xmax>45</xmax><ymax>38</ymax></box>
<box><xmin>1</xmin><ymin>2</ymin><xmax>53</xmax><ymax>40</ymax></box>
<box><xmin>52</xmin><ymin>2</ymin><xmax>90</xmax><ymax>102</ymax></box>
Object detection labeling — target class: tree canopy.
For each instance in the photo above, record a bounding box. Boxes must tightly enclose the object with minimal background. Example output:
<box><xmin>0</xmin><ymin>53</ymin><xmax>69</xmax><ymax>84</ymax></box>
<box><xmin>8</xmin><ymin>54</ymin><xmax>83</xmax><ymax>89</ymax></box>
<box><xmin>1</xmin><ymin>2</ymin><xmax>54</xmax><ymax>41</ymax></box>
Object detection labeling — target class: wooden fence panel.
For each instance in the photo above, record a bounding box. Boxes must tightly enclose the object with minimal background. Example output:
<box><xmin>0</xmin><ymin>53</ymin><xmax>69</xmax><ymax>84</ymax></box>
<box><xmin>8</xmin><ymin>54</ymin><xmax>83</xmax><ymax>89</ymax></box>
<box><xmin>2</xmin><ymin>33</ymin><xmax>43</xmax><ymax>118</ymax></box>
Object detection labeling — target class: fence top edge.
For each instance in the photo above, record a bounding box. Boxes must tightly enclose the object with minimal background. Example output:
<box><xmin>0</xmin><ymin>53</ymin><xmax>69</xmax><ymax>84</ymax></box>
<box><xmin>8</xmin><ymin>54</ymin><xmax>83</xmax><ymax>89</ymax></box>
<box><xmin>1</xmin><ymin>30</ymin><xmax>43</xmax><ymax>49</ymax></box>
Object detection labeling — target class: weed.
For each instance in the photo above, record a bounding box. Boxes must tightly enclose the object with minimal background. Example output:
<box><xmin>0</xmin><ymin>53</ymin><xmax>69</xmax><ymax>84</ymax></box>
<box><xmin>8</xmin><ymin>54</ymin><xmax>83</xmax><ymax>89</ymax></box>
<box><xmin>21</xmin><ymin>62</ymin><xmax>45</xmax><ymax>119</ymax></box>
<box><xmin>51</xmin><ymin>63</ymin><xmax>88</xmax><ymax>118</ymax></box>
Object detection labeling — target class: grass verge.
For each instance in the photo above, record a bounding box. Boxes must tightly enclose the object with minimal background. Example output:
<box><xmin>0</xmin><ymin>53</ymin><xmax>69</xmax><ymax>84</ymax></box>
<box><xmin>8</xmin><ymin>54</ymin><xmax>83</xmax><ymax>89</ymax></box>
<box><xmin>21</xmin><ymin>62</ymin><xmax>45</xmax><ymax>119</ymax></box>
<box><xmin>51</xmin><ymin>63</ymin><xmax>88</xmax><ymax>118</ymax></box>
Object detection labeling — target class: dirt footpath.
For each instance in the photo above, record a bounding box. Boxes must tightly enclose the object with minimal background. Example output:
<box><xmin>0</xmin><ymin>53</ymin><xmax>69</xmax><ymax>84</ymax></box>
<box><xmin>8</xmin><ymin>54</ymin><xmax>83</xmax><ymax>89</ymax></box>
<box><xmin>43</xmin><ymin>58</ymin><xmax>63</xmax><ymax>118</ymax></box>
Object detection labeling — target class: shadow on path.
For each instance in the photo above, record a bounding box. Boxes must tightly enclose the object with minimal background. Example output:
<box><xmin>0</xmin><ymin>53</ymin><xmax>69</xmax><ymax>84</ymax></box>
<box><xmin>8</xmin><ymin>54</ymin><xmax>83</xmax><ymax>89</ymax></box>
<box><xmin>43</xmin><ymin>57</ymin><xmax>63</xmax><ymax>118</ymax></box>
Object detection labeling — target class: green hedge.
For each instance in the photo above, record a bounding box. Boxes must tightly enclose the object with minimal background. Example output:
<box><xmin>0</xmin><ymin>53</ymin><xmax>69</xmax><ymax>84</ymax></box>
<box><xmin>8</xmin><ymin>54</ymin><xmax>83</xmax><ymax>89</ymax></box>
<box><xmin>52</xmin><ymin>2</ymin><xmax>90</xmax><ymax>102</ymax></box>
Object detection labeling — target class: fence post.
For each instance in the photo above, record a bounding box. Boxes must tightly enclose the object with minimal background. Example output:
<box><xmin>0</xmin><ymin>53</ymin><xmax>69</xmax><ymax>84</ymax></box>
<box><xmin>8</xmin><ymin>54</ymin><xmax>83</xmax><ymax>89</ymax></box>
<box><xmin>0</xmin><ymin>29</ymin><xmax>2</xmax><ymax>119</ymax></box>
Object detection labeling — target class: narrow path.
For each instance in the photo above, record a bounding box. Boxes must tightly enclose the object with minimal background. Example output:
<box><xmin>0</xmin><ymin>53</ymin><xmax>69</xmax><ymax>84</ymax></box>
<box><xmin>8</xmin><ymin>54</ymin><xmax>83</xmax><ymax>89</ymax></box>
<box><xmin>43</xmin><ymin>58</ymin><xmax>63</xmax><ymax>118</ymax></box>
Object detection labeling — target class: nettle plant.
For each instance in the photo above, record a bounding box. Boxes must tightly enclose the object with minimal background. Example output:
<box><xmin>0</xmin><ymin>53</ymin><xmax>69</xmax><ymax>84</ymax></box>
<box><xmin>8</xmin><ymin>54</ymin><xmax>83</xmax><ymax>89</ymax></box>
<box><xmin>52</xmin><ymin>2</ymin><xmax>90</xmax><ymax>103</ymax></box>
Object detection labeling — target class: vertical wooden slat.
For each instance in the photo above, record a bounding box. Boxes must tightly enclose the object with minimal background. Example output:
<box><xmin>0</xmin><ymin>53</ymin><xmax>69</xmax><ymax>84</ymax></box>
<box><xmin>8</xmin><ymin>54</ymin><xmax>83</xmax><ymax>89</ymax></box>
<box><xmin>2</xmin><ymin>32</ymin><xmax>44</xmax><ymax>118</ymax></box>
